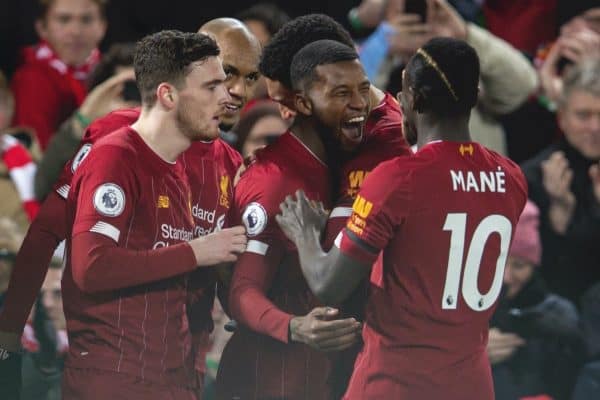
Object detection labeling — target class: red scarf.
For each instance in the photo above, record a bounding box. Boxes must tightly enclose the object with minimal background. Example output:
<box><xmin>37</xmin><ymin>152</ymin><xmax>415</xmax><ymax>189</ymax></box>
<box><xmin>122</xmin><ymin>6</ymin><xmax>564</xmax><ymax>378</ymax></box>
<box><xmin>0</xmin><ymin>135</ymin><xmax>40</xmax><ymax>221</ymax></box>
<box><xmin>20</xmin><ymin>41</ymin><xmax>101</xmax><ymax>105</ymax></box>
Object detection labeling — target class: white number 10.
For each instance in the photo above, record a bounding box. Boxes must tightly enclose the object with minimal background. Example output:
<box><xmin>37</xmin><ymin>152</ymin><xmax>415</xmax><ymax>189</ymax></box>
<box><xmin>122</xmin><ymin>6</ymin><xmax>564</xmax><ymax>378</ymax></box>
<box><xmin>442</xmin><ymin>213</ymin><xmax>512</xmax><ymax>311</ymax></box>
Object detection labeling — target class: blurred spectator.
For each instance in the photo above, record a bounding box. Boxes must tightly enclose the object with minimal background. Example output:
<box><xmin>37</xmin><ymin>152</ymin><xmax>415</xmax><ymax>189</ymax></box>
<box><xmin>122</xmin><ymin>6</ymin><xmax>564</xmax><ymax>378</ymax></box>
<box><xmin>483</xmin><ymin>0</ymin><xmax>559</xmax><ymax>57</ymax></box>
<box><xmin>232</xmin><ymin>101</ymin><xmax>288</xmax><ymax>157</ymax></box>
<box><xmin>521</xmin><ymin>59</ymin><xmax>600</xmax><ymax>308</ymax></box>
<box><xmin>539</xmin><ymin>8</ymin><xmax>600</xmax><ymax>107</ymax></box>
<box><xmin>20</xmin><ymin>262</ymin><xmax>67</xmax><ymax>400</ymax></box>
<box><xmin>0</xmin><ymin>218</ymin><xmax>24</xmax><ymax>302</ymax></box>
<box><xmin>572</xmin><ymin>282</ymin><xmax>600</xmax><ymax>399</ymax></box>
<box><xmin>359</xmin><ymin>0</ymin><xmax>538</xmax><ymax>154</ymax></box>
<box><xmin>34</xmin><ymin>43</ymin><xmax>137</xmax><ymax>200</ymax></box>
<box><xmin>235</xmin><ymin>3</ymin><xmax>290</xmax><ymax>46</ymax></box>
<box><xmin>488</xmin><ymin>201</ymin><xmax>584</xmax><ymax>400</ymax></box>
<box><xmin>0</xmin><ymin>72</ymin><xmax>40</xmax><ymax>228</ymax></box>
<box><xmin>503</xmin><ymin>7</ymin><xmax>600</xmax><ymax>163</ymax></box>
<box><xmin>10</xmin><ymin>0</ymin><xmax>107</xmax><ymax>150</ymax></box>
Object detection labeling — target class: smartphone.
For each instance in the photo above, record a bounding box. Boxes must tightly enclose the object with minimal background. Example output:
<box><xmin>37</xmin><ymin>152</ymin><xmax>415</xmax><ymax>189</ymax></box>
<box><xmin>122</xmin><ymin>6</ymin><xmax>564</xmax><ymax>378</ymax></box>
<box><xmin>122</xmin><ymin>80</ymin><xmax>141</xmax><ymax>102</ymax></box>
<box><xmin>405</xmin><ymin>0</ymin><xmax>427</xmax><ymax>21</ymax></box>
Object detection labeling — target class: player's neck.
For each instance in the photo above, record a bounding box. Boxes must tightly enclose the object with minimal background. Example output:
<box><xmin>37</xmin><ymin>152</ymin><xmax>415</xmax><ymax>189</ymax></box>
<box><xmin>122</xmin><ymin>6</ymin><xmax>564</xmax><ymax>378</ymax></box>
<box><xmin>289</xmin><ymin>117</ymin><xmax>327</xmax><ymax>164</ymax></box>
<box><xmin>416</xmin><ymin>113</ymin><xmax>472</xmax><ymax>148</ymax></box>
<box><xmin>131</xmin><ymin>108</ymin><xmax>191</xmax><ymax>163</ymax></box>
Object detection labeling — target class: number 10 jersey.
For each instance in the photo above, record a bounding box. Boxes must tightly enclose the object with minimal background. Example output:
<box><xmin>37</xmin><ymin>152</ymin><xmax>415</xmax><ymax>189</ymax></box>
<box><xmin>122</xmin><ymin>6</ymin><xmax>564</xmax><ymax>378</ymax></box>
<box><xmin>338</xmin><ymin>141</ymin><xmax>527</xmax><ymax>400</ymax></box>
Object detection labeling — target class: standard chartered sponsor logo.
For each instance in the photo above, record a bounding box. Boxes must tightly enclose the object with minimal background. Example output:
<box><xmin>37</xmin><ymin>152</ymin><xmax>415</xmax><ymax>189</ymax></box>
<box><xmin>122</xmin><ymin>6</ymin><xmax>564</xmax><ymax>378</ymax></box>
<box><xmin>192</xmin><ymin>204</ymin><xmax>215</xmax><ymax>223</ymax></box>
<box><xmin>194</xmin><ymin>214</ymin><xmax>225</xmax><ymax>237</ymax></box>
<box><xmin>153</xmin><ymin>224</ymin><xmax>194</xmax><ymax>248</ymax></box>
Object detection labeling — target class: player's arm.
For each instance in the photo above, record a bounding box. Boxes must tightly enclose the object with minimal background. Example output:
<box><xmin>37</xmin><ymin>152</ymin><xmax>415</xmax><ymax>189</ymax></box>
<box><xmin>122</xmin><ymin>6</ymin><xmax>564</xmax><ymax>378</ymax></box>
<box><xmin>229</xmin><ymin>185</ymin><xmax>360</xmax><ymax>350</ymax></box>
<box><xmin>278</xmin><ymin>164</ymin><xmax>405</xmax><ymax>305</ymax></box>
<box><xmin>0</xmin><ymin>191</ymin><xmax>67</xmax><ymax>337</ymax></box>
<box><xmin>277</xmin><ymin>191</ymin><xmax>374</xmax><ymax>305</ymax></box>
<box><xmin>70</xmin><ymin>147</ymin><xmax>246</xmax><ymax>293</ymax></box>
<box><xmin>0</xmin><ymin>191</ymin><xmax>67</xmax><ymax>400</ymax></box>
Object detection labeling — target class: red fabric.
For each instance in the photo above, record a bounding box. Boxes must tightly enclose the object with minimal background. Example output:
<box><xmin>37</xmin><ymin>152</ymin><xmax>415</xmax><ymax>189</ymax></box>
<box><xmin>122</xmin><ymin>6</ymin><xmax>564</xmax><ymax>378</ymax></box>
<box><xmin>70</xmin><ymin>232</ymin><xmax>196</xmax><ymax>293</ymax></box>
<box><xmin>324</xmin><ymin>93</ymin><xmax>411</xmax><ymax>249</ymax></box>
<box><xmin>63</xmin><ymin>127</ymin><xmax>198</xmax><ymax>388</ymax></box>
<box><xmin>2</xmin><ymin>141</ymin><xmax>33</xmax><ymax>167</ymax></box>
<box><xmin>0</xmin><ymin>136</ymin><xmax>40</xmax><ymax>220</ymax></box>
<box><xmin>22</xmin><ymin>200</ymin><xmax>40</xmax><ymax>221</ymax></box>
<box><xmin>483</xmin><ymin>0</ymin><xmax>558</xmax><ymax>55</ymax></box>
<box><xmin>217</xmin><ymin>131</ymin><xmax>333</xmax><ymax>400</ymax></box>
<box><xmin>61</xmin><ymin>367</ymin><xmax>199</xmax><ymax>400</ymax></box>
<box><xmin>0</xmin><ymin>191</ymin><xmax>66</xmax><ymax>333</ymax></box>
<box><xmin>340</xmin><ymin>142</ymin><xmax>528</xmax><ymax>399</ymax></box>
<box><xmin>11</xmin><ymin>42</ymin><xmax>100</xmax><ymax>149</ymax></box>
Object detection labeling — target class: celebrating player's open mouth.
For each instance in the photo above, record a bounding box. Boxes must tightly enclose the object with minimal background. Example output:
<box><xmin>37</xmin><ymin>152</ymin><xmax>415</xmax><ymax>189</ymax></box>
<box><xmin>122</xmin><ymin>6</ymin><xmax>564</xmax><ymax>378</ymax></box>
<box><xmin>340</xmin><ymin>114</ymin><xmax>367</xmax><ymax>144</ymax></box>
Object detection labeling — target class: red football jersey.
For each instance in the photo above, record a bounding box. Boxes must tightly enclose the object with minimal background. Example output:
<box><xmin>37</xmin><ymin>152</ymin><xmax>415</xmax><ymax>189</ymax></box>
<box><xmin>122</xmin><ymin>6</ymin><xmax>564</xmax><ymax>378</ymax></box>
<box><xmin>338</xmin><ymin>141</ymin><xmax>527</xmax><ymax>399</ymax></box>
<box><xmin>53</xmin><ymin>108</ymin><xmax>141</xmax><ymax>200</ymax></box>
<box><xmin>217</xmin><ymin>131</ymin><xmax>333</xmax><ymax>400</ymax></box>
<box><xmin>64</xmin><ymin>127</ymin><xmax>198</xmax><ymax>387</ymax></box>
<box><xmin>325</xmin><ymin>93</ymin><xmax>411</xmax><ymax>248</ymax></box>
<box><xmin>323</xmin><ymin>93</ymin><xmax>411</xmax><ymax>397</ymax></box>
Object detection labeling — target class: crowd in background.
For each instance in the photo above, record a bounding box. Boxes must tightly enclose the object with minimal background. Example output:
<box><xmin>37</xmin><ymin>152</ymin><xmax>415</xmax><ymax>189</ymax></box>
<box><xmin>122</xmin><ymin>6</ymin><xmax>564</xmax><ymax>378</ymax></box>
<box><xmin>0</xmin><ymin>1</ymin><xmax>599</xmax><ymax>399</ymax></box>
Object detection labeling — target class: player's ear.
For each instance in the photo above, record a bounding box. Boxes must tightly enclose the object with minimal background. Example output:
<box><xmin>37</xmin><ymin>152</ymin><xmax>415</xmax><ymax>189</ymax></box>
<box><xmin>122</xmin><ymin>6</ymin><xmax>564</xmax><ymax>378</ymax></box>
<box><xmin>157</xmin><ymin>83</ymin><xmax>176</xmax><ymax>109</ymax></box>
<box><xmin>294</xmin><ymin>92</ymin><xmax>312</xmax><ymax>116</ymax></box>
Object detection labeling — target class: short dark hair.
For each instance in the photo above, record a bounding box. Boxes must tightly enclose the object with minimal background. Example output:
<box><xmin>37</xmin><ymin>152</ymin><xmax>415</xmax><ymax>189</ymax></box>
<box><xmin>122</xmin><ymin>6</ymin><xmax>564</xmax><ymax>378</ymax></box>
<box><xmin>88</xmin><ymin>42</ymin><xmax>135</xmax><ymax>90</ymax></box>
<box><xmin>235</xmin><ymin>3</ymin><xmax>290</xmax><ymax>38</ymax></box>
<box><xmin>259</xmin><ymin>14</ymin><xmax>355</xmax><ymax>89</ymax></box>
<box><xmin>38</xmin><ymin>0</ymin><xmax>109</xmax><ymax>19</ymax></box>
<box><xmin>405</xmin><ymin>37</ymin><xmax>479</xmax><ymax>117</ymax></box>
<box><xmin>134</xmin><ymin>30</ymin><xmax>220</xmax><ymax>107</ymax></box>
<box><xmin>291</xmin><ymin>40</ymin><xmax>359</xmax><ymax>91</ymax></box>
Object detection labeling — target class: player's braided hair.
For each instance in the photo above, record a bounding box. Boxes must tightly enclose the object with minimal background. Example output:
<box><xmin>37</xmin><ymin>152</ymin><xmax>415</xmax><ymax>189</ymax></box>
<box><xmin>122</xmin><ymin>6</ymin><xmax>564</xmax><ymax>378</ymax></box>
<box><xmin>134</xmin><ymin>30</ymin><xmax>219</xmax><ymax>107</ymax></box>
<box><xmin>405</xmin><ymin>37</ymin><xmax>479</xmax><ymax>117</ymax></box>
<box><xmin>259</xmin><ymin>14</ymin><xmax>355</xmax><ymax>89</ymax></box>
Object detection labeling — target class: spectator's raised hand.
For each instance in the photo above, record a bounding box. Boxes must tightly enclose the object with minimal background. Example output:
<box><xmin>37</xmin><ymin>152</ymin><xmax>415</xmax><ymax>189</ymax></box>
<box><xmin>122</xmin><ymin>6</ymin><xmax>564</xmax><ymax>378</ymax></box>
<box><xmin>542</xmin><ymin>151</ymin><xmax>575</xmax><ymax>206</ymax></box>
<box><xmin>427</xmin><ymin>0</ymin><xmax>467</xmax><ymax>40</ymax></box>
<box><xmin>539</xmin><ymin>41</ymin><xmax>565</xmax><ymax>103</ymax></box>
<box><xmin>77</xmin><ymin>68</ymin><xmax>137</xmax><ymax>134</ymax></box>
<box><xmin>589</xmin><ymin>162</ymin><xmax>600</xmax><ymax>204</ymax></box>
<box><xmin>387</xmin><ymin>13</ymin><xmax>431</xmax><ymax>60</ymax></box>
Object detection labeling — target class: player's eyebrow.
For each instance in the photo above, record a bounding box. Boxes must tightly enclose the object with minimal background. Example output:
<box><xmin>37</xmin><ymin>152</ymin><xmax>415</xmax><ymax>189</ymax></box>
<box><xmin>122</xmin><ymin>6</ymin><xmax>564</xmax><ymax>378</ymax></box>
<box><xmin>223</xmin><ymin>64</ymin><xmax>240</xmax><ymax>76</ymax></box>
<box><xmin>202</xmin><ymin>78</ymin><xmax>225</xmax><ymax>87</ymax></box>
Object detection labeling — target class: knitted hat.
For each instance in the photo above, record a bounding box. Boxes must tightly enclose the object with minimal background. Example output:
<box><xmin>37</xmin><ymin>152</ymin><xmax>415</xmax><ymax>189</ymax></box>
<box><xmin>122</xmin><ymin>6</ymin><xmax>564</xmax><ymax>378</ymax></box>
<box><xmin>509</xmin><ymin>200</ymin><xmax>542</xmax><ymax>266</ymax></box>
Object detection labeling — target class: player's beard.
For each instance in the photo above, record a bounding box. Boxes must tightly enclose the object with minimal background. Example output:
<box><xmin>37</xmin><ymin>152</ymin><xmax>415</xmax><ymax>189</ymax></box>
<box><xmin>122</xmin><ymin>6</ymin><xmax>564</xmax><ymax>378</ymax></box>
<box><xmin>175</xmin><ymin>101</ymin><xmax>217</xmax><ymax>142</ymax></box>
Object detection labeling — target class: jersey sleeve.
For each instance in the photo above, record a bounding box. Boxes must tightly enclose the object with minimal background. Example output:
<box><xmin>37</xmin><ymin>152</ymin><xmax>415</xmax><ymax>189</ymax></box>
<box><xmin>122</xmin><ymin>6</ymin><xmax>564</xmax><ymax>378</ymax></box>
<box><xmin>338</xmin><ymin>160</ymin><xmax>411</xmax><ymax>266</ymax></box>
<box><xmin>228</xmin><ymin>170</ymin><xmax>292</xmax><ymax>343</ymax></box>
<box><xmin>68</xmin><ymin>145</ymin><xmax>197</xmax><ymax>293</ymax></box>
<box><xmin>71</xmin><ymin>144</ymin><xmax>138</xmax><ymax>242</ymax></box>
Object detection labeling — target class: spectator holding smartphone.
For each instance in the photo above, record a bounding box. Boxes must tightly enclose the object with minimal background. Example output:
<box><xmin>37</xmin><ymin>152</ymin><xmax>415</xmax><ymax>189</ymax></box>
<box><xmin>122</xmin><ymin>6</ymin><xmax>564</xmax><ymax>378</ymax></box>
<box><xmin>34</xmin><ymin>43</ymin><xmax>139</xmax><ymax>200</ymax></box>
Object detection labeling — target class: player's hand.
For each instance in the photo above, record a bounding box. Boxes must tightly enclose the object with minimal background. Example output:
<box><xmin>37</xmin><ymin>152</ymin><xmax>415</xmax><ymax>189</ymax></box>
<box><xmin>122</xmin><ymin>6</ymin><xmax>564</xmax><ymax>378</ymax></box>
<box><xmin>0</xmin><ymin>330</ymin><xmax>23</xmax><ymax>400</ymax></box>
<box><xmin>541</xmin><ymin>151</ymin><xmax>576</xmax><ymax>207</ymax></box>
<box><xmin>590</xmin><ymin>162</ymin><xmax>600</xmax><ymax>204</ymax></box>
<box><xmin>486</xmin><ymin>328</ymin><xmax>525</xmax><ymax>364</ymax></box>
<box><xmin>189</xmin><ymin>226</ymin><xmax>247</xmax><ymax>266</ymax></box>
<box><xmin>276</xmin><ymin>190</ymin><xmax>328</xmax><ymax>244</ymax></box>
<box><xmin>289</xmin><ymin>307</ymin><xmax>361</xmax><ymax>352</ymax></box>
